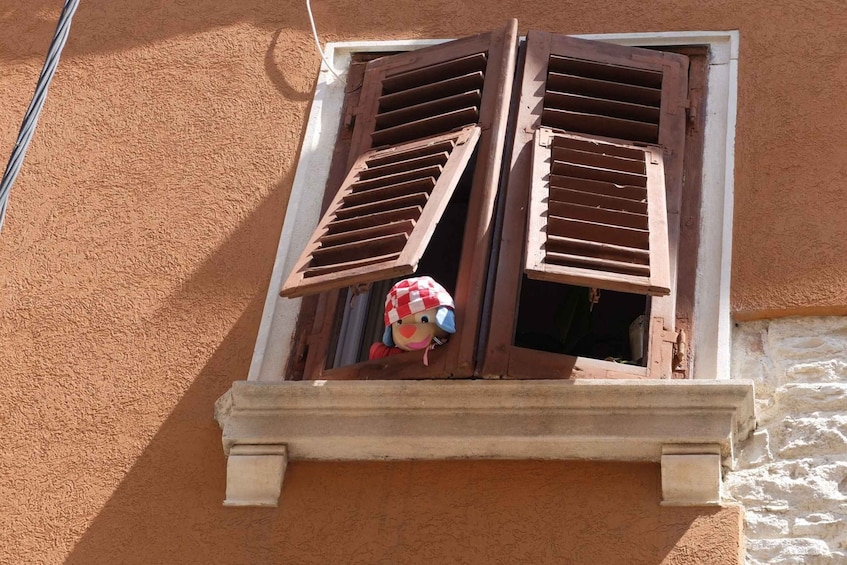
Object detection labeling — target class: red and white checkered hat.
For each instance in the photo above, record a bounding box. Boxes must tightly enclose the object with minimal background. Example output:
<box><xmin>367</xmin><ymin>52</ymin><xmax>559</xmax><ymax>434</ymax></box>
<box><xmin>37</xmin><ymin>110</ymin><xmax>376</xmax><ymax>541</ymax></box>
<box><xmin>384</xmin><ymin>276</ymin><xmax>454</xmax><ymax>326</ymax></box>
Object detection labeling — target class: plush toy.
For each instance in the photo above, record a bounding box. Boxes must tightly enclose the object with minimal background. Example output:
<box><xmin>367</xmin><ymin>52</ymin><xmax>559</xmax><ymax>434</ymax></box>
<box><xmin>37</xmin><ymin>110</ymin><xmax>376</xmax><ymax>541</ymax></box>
<box><xmin>368</xmin><ymin>276</ymin><xmax>456</xmax><ymax>364</ymax></box>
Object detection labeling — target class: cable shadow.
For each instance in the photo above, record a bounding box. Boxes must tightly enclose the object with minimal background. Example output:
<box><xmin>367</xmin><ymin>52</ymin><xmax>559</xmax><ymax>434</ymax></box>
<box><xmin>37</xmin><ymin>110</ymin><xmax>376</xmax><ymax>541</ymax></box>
<box><xmin>266</xmin><ymin>28</ymin><xmax>317</xmax><ymax>103</ymax></box>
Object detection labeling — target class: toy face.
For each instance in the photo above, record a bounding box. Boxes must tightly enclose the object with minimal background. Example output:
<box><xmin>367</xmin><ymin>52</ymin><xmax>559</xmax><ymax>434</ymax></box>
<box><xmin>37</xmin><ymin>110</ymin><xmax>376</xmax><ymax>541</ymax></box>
<box><xmin>391</xmin><ymin>307</ymin><xmax>448</xmax><ymax>351</ymax></box>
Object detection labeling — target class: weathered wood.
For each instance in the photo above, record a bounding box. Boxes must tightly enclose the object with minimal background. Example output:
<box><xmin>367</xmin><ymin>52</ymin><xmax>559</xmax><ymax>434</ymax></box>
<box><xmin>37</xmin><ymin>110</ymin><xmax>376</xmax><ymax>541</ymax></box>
<box><xmin>303</xmin><ymin>22</ymin><xmax>519</xmax><ymax>380</ymax></box>
<box><xmin>483</xmin><ymin>30</ymin><xmax>687</xmax><ymax>379</ymax></box>
<box><xmin>281</xmin><ymin>126</ymin><xmax>479</xmax><ymax>298</ymax></box>
<box><xmin>507</xmin><ymin>346</ymin><xmax>648</xmax><ymax>380</ymax></box>
<box><xmin>524</xmin><ymin>130</ymin><xmax>670</xmax><ymax>296</ymax></box>
<box><xmin>371</xmin><ymin>107</ymin><xmax>480</xmax><ymax>147</ymax></box>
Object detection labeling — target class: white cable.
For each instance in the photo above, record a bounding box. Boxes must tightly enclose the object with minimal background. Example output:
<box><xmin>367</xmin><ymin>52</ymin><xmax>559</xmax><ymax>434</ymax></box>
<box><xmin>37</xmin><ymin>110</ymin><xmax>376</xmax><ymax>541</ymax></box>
<box><xmin>305</xmin><ymin>0</ymin><xmax>345</xmax><ymax>83</ymax></box>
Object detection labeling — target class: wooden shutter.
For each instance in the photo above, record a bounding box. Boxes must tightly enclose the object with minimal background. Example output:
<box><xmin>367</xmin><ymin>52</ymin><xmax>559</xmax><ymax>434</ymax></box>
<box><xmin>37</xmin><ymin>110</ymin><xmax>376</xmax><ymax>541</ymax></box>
<box><xmin>482</xmin><ymin>30</ymin><xmax>689</xmax><ymax>378</ymax></box>
<box><xmin>525</xmin><ymin>128</ymin><xmax>671</xmax><ymax>295</ymax></box>
<box><xmin>282</xmin><ymin>23</ymin><xmax>516</xmax><ymax>305</ymax></box>
<box><xmin>281</xmin><ymin>125</ymin><xmax>480</xmax><ymax>297</ymax></box>
<box><xmin>349</xmin><ymin>27</ymin><xmax>508</xmax><ymax>157</ymax></box>
<box><xmin>522</xmin><ymin>32</ymin><xmax>686</xmax><ymax>294</ymax></box>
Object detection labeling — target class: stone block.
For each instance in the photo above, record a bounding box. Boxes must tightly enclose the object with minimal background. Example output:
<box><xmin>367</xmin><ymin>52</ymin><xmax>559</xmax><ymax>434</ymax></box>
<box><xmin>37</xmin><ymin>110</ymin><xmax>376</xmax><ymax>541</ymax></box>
<box><xmin>745</xmin><ymin>511</ymin><xmax>789</xmax><ymax>537</ymax></box>
<box><xmin>661</xmin><ymin>446</ymin><xmax>721</xmax><ymax>506</ymax></box>
<box><xmin>776</xmin><ymin>415</ymin><xmax>847</xmax><ymax>458</ymax></box>
<box><xmin>785</xmin><ymin>360</ymin><xmax>847</xmax><ymax>384</ymax></box>
<box><xmin>748</xmin><ymin>538</ymin><xmax>832</xmax><ymax>565</ymax></box>
<box><xmin>736</xmin><ymin>428</ymin><xmax>773</xmax><ymax>468</ymax></box>
<box><xmin>793</xmin><ymin>513</ymin><xmax>847</xmax><ymax>541</ymax></box>
<box><xmin>776</xmin><ymin>383</ymin><xmax>847</xmax><ymax>413</ymax></box>
<box><xmin>223</xmin><ymin>445</ymin><xmax>288</xmax><ymax>507</ymax></box>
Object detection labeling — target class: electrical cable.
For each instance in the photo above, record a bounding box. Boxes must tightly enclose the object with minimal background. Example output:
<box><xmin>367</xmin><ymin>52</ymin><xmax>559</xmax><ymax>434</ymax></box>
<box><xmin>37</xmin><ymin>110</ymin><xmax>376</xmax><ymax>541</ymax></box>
<box><xmin>0</xmin><ymin>0</ymin><xmax>80</xmax><ymax>235</ymax></box>
<box><xmin>305</xmin><ymin>0</ymin><xmax>345</xmax><ymax>83</ymax></box>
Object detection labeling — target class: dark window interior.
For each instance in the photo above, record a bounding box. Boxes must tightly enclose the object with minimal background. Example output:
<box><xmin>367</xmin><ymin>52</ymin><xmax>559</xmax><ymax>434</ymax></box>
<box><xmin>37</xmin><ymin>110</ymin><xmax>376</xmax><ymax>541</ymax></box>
<box><xmin>514</xmin><ymin>277</ymin><xmax>648</xmax><ymax>364</ymax></box>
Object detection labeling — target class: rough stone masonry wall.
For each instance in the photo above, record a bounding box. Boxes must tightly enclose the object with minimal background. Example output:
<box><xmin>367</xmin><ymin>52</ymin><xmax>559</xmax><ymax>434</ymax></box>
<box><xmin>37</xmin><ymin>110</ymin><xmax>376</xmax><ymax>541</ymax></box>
<box><xmin>726</xmin><ymin>317</ymin><xmax>847</xmax><ymax>564</ymax></box>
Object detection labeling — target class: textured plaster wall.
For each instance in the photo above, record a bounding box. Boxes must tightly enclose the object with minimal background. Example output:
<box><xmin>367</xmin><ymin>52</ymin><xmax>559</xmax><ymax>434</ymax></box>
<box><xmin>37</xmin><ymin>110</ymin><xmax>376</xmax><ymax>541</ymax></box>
<box><xmin>727</xmin><ymin>317</ymin><xmax>847</xmax><ymax>564</ymax></box>
<box><xmin>1</xmin><ymin>0</ymin><xmax>844</xmax><ymax>563</ymax></box>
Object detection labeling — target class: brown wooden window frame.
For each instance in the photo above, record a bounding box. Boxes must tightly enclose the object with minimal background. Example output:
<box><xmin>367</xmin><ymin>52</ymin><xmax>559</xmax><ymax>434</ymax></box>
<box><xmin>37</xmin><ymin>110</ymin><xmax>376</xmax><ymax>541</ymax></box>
<box><xmin>283</xmin><ymin>26</ymin><xmax>709</xmax><ymax>383</ymax></box>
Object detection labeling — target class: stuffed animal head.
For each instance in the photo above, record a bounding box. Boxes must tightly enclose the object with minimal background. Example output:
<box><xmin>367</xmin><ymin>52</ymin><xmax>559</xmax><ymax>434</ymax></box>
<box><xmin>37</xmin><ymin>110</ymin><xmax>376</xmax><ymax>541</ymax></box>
<box><xmin>382</xmin><ymin>276</ymin><xmax>456</xmax><ymax>351</ymax></box>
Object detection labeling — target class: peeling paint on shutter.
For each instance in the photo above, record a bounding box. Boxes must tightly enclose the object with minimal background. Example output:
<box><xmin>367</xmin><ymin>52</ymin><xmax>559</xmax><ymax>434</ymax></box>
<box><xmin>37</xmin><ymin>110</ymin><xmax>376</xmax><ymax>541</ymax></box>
<box><xmin>525</xmin><ymin>128</ymin><xmax>671</xmax><ymax>296</ymax></box>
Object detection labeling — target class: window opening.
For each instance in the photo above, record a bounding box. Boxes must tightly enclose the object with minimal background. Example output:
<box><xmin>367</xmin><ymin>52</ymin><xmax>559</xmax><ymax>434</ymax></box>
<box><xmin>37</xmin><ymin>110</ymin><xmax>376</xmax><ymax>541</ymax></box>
<box><xmin>284</xmin><ymin>28</ymin><xmax>709</xmax><ymax>382</ymax></box>
<box><xmin>330</xmin><ymin>152</ymin><xmax>476</xmax><ymax>368</ymax></box>
<box><xmin>514</xmin><ymin>278</ymin><xmax>649</xmax><ymax>364</ymax></box>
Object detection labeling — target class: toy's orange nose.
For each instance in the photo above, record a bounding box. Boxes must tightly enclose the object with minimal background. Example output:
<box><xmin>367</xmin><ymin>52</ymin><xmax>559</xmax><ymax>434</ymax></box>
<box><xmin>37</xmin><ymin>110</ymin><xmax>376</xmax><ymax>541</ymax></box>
<box><xmin>399</xmin><ymin>325</ymin><xmax>416</xmax><ymax>338</ymax></box>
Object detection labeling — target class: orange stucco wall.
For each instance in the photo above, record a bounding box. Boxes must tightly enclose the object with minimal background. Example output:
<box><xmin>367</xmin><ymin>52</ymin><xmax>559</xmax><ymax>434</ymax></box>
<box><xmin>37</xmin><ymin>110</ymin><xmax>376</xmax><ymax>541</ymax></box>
<box><xmin>2</xmin><ymin>0</ymin><xmax>844</xmax><ymax>562</ymax></box>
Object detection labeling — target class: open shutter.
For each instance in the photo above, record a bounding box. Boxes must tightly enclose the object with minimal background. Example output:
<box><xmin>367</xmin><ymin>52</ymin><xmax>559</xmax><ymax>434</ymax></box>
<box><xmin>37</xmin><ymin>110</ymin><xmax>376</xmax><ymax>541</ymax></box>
<box><xmin>482</xmin><ymin>30</ymin><xmax>688</xmax><ymax>378</ymax></box>
<box><xmin>521</xmin><ymin>31</ymin><xmax>686</xmax><ymax>294</ymax></box>
<box><xmin>526</xmin><ymin>128</ymin><xmax>671</xmax><ymax>295</ymax></box>
<box><xmin>282</xmin><ymin>23</ymin><xmax>516</xmax><ymax>306</ymax></box>
<box><xmin>281</xmin><ymin>125</ymin><xmax>480</xmax><ymax>297</ymax></box>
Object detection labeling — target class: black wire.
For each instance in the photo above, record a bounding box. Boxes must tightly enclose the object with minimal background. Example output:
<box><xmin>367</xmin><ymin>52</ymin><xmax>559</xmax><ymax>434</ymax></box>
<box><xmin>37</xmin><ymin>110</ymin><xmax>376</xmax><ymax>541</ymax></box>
<box><xmin>0</xmin><ymin>0</ymin><xmax>80</xmax><ymax>233</ymax></box>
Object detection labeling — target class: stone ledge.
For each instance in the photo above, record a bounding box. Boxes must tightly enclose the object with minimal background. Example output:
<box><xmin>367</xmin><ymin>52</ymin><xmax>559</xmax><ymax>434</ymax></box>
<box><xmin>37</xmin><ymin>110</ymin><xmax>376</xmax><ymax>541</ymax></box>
<box><xmin>215</xmin><ymin>379</ymin><xmax>755</xmax><ymax>506</ymax></box>
<box><xmin>216</xmin><ymin>379</ymin><xmax>754</xmax><ymax>461</ymax></box>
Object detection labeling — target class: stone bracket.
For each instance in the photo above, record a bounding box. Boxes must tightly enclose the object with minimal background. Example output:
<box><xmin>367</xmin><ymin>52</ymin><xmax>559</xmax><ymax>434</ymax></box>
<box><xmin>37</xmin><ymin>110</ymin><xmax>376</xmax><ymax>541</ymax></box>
<box><xmin>661</xmin><ymin>444</ymin><xmax>722</xmax><ymax>506</ymax></box>
<box><xmin>223</xmin><ymin>444</ymin><xmax>288</xmax><ymax>507</ymax></box>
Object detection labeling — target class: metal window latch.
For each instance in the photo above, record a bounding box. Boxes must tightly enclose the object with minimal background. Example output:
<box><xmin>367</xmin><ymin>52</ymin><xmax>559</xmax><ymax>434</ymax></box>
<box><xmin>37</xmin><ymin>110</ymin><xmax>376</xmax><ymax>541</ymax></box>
<box><xmin>344</xmin><ymin>105</ymin><xmax>360</xmax><ymax>130</ymax></box>
<box><xmin>348</xmin><ymin>282</ymin><xmax>371</xmax><ymax>308</ymax></box>
<box><xmin>588</xmin><ymin>287</ymin><xmax>601</xmax><ymax>312</ymax></box>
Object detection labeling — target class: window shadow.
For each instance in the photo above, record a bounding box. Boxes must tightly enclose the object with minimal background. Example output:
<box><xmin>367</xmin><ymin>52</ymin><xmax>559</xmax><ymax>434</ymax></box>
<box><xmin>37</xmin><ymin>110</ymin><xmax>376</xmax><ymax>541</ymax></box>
<box><xmin>61</xmin><ymin>175</ymin><xmax>740</xmax><ymax>565</ymax></box>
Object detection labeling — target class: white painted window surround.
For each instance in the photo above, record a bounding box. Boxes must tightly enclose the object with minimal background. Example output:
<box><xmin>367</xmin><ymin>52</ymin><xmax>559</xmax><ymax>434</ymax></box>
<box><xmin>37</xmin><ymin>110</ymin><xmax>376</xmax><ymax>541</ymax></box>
<box><xmin>215</xmin><ymin>31</ymin><xmax>754</xmax><ymax>507</ymax></box>
<box><xmin>248</xmin><ymin>31</ymin><xmax>739</xmax><ymax>385</ymax></box>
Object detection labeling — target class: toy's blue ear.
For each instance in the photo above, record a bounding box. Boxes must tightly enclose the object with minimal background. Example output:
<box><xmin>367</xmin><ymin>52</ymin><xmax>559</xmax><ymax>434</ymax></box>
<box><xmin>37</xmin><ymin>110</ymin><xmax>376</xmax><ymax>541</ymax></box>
<box><xmin>435</xmin><ymin>307</ymin><xmax>456</xmax><ymax>334</ymax></box>
<box><xmin>382</xmin><ymin>326</ymin><xmax>395</xmax><ymax>347</ymax></box>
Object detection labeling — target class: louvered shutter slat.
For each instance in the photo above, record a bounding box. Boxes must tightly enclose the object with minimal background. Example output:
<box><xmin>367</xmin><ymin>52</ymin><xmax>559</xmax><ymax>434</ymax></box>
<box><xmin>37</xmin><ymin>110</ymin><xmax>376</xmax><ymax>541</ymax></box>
<box><xmin>303</xmin><ymin>254</ymin><xmax>402</xmax><ymax>279</ymax></box>
<box><xmin>549</xmin><ymin>175</ymin><xmax>647</xmax><ymax>202</ymax></box>
<box><xmin>325</xmin><ymin>206</ymin><xmax>423</xmax><ymax>234</ymax></box>
<box><xmin>549</xmin><ymin>201</ymin><xmax>648</xmax><ymax>230</ymax></box>
<box><xmin>381</xmin><ymin>53</ymin><xmax>488</xmax><ymax>92</ymax></box>
<box><xmin>542</xmin><ymin>109</ymin><xmax>659</xmax><ymax>143</ymax></box>
<box><xmin>376</xmin><ymin>73</ymin><xmax>485</xmax><ymax>112</ymax></box>
<box><xmin>309</xmin><ymin>232</ymin><xmax>409</xmax><ymax>267</ymax></box>
<box><xmin>342</xmin><ymin>178</ymin><xmax>436</xmax><ymax>208</ymax></box>
<box><xmin>547</xmin><ymin>216</ymin><xmax>650</xmax><ymax>249</ymax></box>
<box><xmin>374</xmin><ymin>91</ymin><xmax>482</xmax><ymax>130</ymax></box>
<box><xmin>357</xmin><ymin>151</ymin><xmax>450</xmax><ymax>178</ymax></box>
<box><xmin>320</xmin><ymin>220</ymin><xmax>416</xmax><ymax>248</ymax></box>
<box><xmin>350</xmin><ymin>164</ymin><xmax>442</xmax><ymax>192</ymax></box>
<box><xmin>371</xmin><ymin>107</ymin><xmax>480</xmax><ymax>147</ymax></box>
<box><xmin>547</xmin><ymin>72</ymin><xmax>662</xmax><ymax>106</ymax></box>
<box><xmin>549</xmin><ymin>185</ymin><xmax>647</xmax><ymax>214</ymax></box>
<box><xmin>526</xmin><ymin>129</ymin><xmax>671</xmax><ymax>296</ymax></box>
<box><xmin>544</xmin><ymin>91</ymin><xmax>661</xmax><ymax>124</ymax></box>
<box><xmin>281</xmin><ymin>125</ymin><xmax>481</xmax><ymax>297</ymax></box>
<box><xmin>546</xmin><ymin>235</ymin><xmax>650</xmax><ymax>264</ymax></box>
<box><xmin>544</xmin><ymin>252</ymin><xmax>651</xmax><ymax>276</ymax></box>
<box><xmin>332</xmin><ymin>191</ymin><xmax>430</xmax><ymax>220</ymax></box>
<box><xmin>548</xmin><ymin>55</ymin><xmax>663</xmax><ymax>88</ymax></box>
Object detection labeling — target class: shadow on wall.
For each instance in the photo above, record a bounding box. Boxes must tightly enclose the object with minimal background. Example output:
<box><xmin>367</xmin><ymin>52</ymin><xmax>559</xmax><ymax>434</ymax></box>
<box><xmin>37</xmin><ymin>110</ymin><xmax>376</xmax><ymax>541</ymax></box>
<box><xmin>0</xmin><ymin>1</ymin><xmax>737</xmax><ymax>562</ymax></box>
<box><xmin>56</xmin><ymin>152</ymin><xmax>740</xmax><ymax>565</ymax></box>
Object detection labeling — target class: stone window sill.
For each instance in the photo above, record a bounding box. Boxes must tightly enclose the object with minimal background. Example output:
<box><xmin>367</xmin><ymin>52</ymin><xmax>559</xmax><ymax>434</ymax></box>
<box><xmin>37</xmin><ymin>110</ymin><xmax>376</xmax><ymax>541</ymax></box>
<box><xmin>215</xmin><ymin>379</ymin><xmax>754</xmax><ymax>507</ymax></box>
